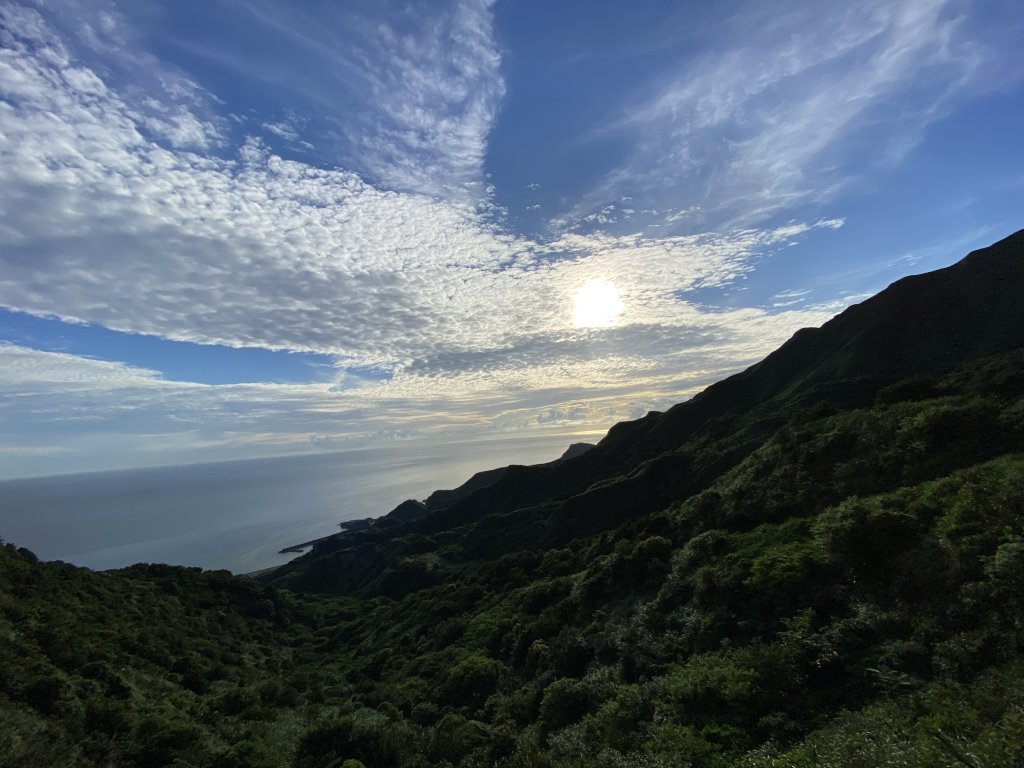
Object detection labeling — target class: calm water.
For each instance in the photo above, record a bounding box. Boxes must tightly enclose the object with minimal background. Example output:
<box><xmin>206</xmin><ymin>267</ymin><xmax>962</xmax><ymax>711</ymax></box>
<box><xmin>0</xmin><ymin>435</ymin><xmax>584</xmax><ymax>573</ymax></box>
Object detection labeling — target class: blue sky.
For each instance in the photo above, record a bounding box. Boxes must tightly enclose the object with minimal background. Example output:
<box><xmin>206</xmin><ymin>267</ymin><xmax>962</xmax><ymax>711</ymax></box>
<box><xmin>1</xmin><ymin>0</ymin><xmax>1022</xmax><ymax>478</ymax></box>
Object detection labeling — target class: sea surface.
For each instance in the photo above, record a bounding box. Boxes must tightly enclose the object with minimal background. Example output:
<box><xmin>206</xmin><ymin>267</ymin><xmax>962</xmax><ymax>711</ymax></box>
<box><xmin>0</xmin><ymin>434</ymin><xmax>586</xmax><ymax>573</ymax></box>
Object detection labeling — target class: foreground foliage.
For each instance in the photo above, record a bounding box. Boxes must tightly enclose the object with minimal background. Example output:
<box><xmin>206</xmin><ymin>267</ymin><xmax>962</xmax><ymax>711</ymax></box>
<box><xmin>3</xmin><ymin>348</ymin><xmax>1024</xmax><ymax>766</ymax></box>
<box><xmin>4</xmin><ymin>233</ymin><xmax>1024</xmax><ymax>766</ymax></box>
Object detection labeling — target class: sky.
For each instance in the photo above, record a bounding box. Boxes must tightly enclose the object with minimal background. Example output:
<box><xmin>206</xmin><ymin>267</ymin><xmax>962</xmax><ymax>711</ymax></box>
<box><xmin>0</xmin><ymin>0</ymin><xmax>1022</xmax><ymax>479</ymax></box>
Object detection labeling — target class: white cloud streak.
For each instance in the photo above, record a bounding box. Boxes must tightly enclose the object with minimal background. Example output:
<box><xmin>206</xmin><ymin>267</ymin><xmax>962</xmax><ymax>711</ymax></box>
<box><xmin>346</xmin><ymin>0</ymin><xmax>504</xmax><ymax>199</ymax></box>
<box><xmin>169</xmin><ymin>0</ymin><xmax>505</xmax><ymax>200</ymax></box>
<box><xmin>571</xmin><ymin>0</ymin><xmax>1022</xmax><ymax>225</ymax></box>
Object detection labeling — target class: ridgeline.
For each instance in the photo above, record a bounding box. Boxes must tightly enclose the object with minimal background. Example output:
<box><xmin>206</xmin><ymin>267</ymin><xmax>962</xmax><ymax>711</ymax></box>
<box><xmin>3</xmin><ymin>230</ymin><xmax>1024</xmax><ymax>767</ymax></box>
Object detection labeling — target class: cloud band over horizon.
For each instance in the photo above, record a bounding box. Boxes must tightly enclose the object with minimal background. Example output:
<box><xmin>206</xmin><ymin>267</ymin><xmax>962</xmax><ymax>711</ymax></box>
<box><xmin>0</xmin><ymin>0</ymin><xmax>1021</xmax><ymax>477</ymax></box>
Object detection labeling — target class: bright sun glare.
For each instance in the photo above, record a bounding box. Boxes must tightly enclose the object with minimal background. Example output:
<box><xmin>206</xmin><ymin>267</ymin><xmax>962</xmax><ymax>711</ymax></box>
<box><xmin>572</xmin><ymin>279</ymin><xmax>624</xmax><ymax>328</ymax></box>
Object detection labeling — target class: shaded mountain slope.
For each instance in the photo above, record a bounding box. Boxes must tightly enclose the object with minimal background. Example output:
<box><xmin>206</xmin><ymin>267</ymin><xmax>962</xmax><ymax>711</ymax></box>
<box><xmin>602</xmin><ymin>226</ymin><xmax>1024</xmax><ymax>457</ymax></box>
<box><xmin>3</xmin><ymin>230</ymin><xmax>1024</xmax><ymax>768</ymax></box>
<box><xmin>3</xmin><ymin>348</ymin><xmax>1024</xmax><ymax>767</ymax></box>
<box><xmin>269</xmin><ymin>229</ymin><xmax>1024</xmax><ymax>597</ymax></box>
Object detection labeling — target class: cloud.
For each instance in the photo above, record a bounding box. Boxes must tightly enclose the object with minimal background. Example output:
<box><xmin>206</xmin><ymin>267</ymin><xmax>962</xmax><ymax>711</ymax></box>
<box><xmin>345</xmin><ymin>0</ymin><xmax>505</xmax><ymax>199</ymax></box>
<box><xmin>569</xmin><ymin>0</ymin><xmax>1022</xmax><ymax>225</ymax></box>
<box><xmin>0</xmin><ymin>286</ymin><xmax>837</xmax><ymax>475</ymax></box>
<box><xmin>770</xmin><ymin>288</ymin><xmax>813</xmax><ymax>308</ymax></box>
<box><xmin>262</xmin><ymin>120</ymin><xmax>300</xmax><ymax>142</ymax></box>
<box><xmin>0</xmin><ymin>3</ymin><xmax>876</xmax><ymax>477</ymax></box>
<box><xmin>24</xmin><ymin>0</ymin><xmax>226</xmax><ymax>150</ymax></box>
<box><xmin>0</xmin><ymin>342</ymin><xmax>164</xmax><ymax>388</ymax></box>
<box><xmin>0</xmin><ymin>6</ymin><xmax>844</xmax><ymax>373</ymax></box>
<box><xmin>164</xmin><ymin>0</ymin><xmax>504</xmax><ymax>201</ymax></box>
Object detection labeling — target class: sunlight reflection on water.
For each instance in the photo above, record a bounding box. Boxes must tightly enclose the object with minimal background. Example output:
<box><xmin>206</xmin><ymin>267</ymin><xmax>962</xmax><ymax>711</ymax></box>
<box><xmin>0</xmin><ymin>434</ymin><xmax>587</xmax><ymax>573</ymax></box>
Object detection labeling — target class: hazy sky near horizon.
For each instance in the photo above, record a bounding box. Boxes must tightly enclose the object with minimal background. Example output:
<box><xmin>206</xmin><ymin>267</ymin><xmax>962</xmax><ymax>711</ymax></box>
<box><xmin>1</xmin><ymin>0</ymin><xmax>1022</xmax><ymax>479</ymax></box>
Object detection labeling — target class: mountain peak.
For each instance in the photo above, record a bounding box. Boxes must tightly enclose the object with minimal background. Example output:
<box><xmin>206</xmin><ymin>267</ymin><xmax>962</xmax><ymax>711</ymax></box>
<box><xmin>558</xmin><ymin>442</ymin><xmax>596</xmax><ymax>462</ymax></box>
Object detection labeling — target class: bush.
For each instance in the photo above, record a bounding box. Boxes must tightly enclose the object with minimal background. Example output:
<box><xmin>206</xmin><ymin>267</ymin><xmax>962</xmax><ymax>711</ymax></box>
<box><xmin>442</xmin><ymin>653</ymin><xmax>506</xmax><ymax>708</ymax></box>
<box><xmin>539</xmin><ymin>678</ymin><xmax>594</xmax><ymax>735</ymax></box>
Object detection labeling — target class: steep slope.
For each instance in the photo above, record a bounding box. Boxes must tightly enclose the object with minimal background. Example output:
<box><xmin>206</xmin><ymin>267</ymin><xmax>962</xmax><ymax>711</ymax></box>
<box><xmin>4</xmin><ymin>347</ymin><xmax>1023</xmax><ymax>768</ymax></box>
<box><xmin>270</xmin><ymin>229</ymin><xmax>1024</xmax><ymax>596</ymax></box>
<box><xmin>606</xmin><ymin>227</ymin><xmax>1024</xmax><ymax>454</ymax></box>
<box><xmin>3</xmin><ymin>230</ymin><xmax>1024</xmax><ymax>768</ymax></box>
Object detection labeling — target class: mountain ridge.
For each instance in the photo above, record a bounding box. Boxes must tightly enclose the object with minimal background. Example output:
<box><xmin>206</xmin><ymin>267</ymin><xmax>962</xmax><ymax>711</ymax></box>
<box><xmin>268</xmin><ymin>229</ymin><xmax>1024</xmax><ymax>596</ymax></box>
<box><xmin>3</xmin><ymin>229</ymin><xmax>1024</xmax><ymax>768</ymax></box>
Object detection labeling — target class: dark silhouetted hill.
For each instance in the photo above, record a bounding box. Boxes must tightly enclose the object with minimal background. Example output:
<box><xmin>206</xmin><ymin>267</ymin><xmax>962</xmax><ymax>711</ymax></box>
<box><xmin>269</xmin><ymin>229</ymin><xmax>1024</xmax><ymax>597</ymax></box>
<box><xmin>3</xmin><ymin>229</ymin><xmax>1023</xmax><ymax>768</ymax></box>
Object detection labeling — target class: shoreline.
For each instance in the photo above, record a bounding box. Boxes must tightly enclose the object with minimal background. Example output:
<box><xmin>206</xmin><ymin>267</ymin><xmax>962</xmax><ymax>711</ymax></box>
<box><xmin>277</xmin><ymin>536</ymin><xmax>331</xmax><ymax>554</ymax></box>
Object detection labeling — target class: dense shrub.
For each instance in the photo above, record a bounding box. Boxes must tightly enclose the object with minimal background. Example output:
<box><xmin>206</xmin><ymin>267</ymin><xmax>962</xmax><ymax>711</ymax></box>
<box><xmin>2</xmin><ymin>350</ymin><xmax>1024</xmax><ymax>766</ymax></box>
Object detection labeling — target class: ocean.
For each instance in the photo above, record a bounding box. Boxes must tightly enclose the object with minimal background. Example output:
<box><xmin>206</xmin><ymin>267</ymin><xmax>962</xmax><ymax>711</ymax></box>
<box><xmin>0</xmin><ymin>434</ymin><xmax>587</xmax><ymax>574</ymax></box>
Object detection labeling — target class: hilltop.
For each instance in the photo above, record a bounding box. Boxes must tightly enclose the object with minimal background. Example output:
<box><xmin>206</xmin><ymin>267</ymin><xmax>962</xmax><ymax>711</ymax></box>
<box><xmin>2</xmin><ymin>230</ymin><xmax>1023</xmax><ymax>767</ymax></box>
<box><xmin>266</xmin><ymin>229</ymin><xmax>1024</xmax><ymax>599</ymax></box>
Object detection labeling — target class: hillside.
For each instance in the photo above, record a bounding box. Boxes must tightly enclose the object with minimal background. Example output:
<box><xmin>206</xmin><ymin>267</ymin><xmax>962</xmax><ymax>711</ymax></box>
<box><xmin>266</xmin><ymin>229</ymin><xmax>1024</xmax><ymax>598</ymax></box>
<box><xmin>2</xmin><ymin>230</ymin><xmax>1024</xmax><ymax>767</ymax></box>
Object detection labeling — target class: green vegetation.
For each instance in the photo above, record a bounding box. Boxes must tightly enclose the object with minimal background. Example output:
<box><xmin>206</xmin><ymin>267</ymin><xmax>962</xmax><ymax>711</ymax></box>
<box><xmin>4</xmin><ymin>349</ymin><xmax>1024</xmax><ymax>766</ymax></box>
<box><xmin>2</xmin><ymin>233</ymin><xmax>1024</xmax><ymax>766</ymax></box>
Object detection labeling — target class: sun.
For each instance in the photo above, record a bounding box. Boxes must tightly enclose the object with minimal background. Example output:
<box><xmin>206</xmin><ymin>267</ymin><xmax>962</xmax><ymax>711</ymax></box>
<box><xmin>572</xmin><ymin>279</ymin><xmax>624</xmax><ymax>328</ymax></box>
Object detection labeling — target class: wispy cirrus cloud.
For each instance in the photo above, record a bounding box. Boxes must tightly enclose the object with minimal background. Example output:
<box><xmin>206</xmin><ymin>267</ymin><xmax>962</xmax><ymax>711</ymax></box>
<box><xmin>344</xmin><ymin>0</ymin><xmax>505</xmax><ymax>199</ymax></box>
<box><xmin>568</xmin><ymin>0</ymin><xmax>1023</xmax><ymax>226</ymax></box>
<box><xmin>159</xmin><ymin>0</ymin><xmax>504</xmax><ymax>200</ymax></box>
